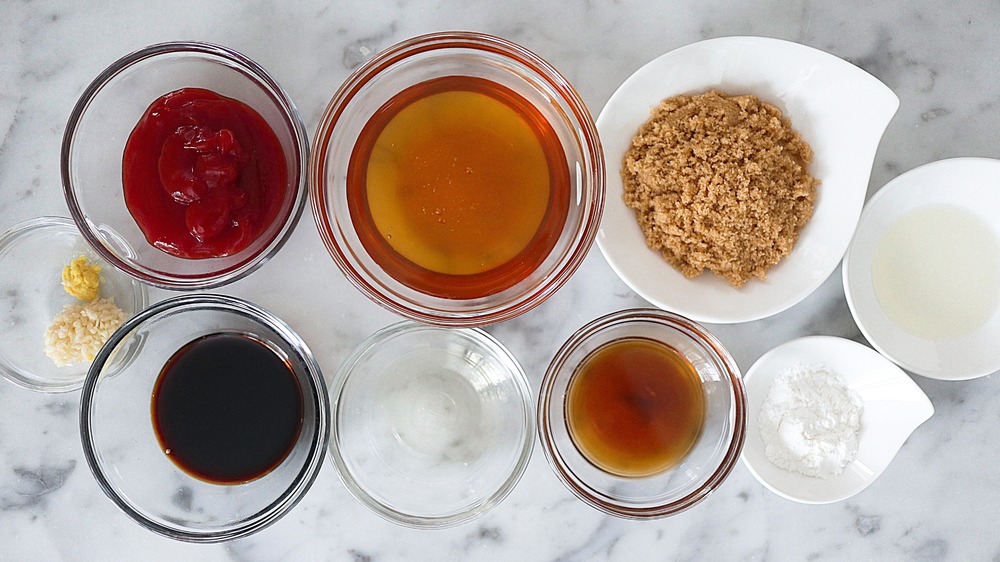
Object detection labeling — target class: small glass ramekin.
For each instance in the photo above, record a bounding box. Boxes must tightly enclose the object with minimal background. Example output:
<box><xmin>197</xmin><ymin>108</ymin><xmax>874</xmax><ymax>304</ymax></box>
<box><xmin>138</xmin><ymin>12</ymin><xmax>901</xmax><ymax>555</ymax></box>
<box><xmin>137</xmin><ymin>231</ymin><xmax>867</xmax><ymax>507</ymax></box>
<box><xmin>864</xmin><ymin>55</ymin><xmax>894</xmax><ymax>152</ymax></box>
<box><xmin>79</xmin><ymin>294</ymin><xmax>329</xmax><ymax>542</ymax></box>
<box><xmin>62</xmin><ymin>41</ymin><xmax>309</xmax><ymax>290</ymax></box>
<box><xmin>538</xmin><ymin>308</ymin><xmax>747</xmax><ymax>519</ymax></box>
<box><xmin>310</xmin><ymin>32</ymin><xmax>604</xmax><ymax>326</ymax></box>
<box><xmin>0</xmin><ymin>216</ymin><xmax>147</xmax><ymax>392</ymax></box>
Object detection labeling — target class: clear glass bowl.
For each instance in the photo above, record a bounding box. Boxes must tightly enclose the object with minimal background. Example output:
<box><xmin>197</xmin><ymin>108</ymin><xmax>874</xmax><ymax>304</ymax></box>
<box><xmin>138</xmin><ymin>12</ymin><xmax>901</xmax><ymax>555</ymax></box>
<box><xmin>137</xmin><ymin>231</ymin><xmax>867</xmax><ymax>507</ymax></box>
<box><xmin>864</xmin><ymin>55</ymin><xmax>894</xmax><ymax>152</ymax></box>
<box><xmin>310</xmin><ymin>31</ymin><xmax>604</xmax><ymax>326</ymax></box>
<box><xmin>328</xmin><ymin>322</ymin><xmax>534</xmax><ymax>528</ymax></box>
<box><xmin>538</xmin><ymin>308</ymin><xmax>747</xmax><ymax>518</ymax></box>
<box><xmin>79</xmin><ymin>294</ymin><xmax>329</xmax><ymax>542</ymax></box>
<box><xmin>62</xmin><ymin>42</ymin><xmax>309</xmax><ymax>290</ymax></box>
<box><xmin>0</xmin><ymin>216</ymin><xmax>147</xmax><ymax>392</ymax></box>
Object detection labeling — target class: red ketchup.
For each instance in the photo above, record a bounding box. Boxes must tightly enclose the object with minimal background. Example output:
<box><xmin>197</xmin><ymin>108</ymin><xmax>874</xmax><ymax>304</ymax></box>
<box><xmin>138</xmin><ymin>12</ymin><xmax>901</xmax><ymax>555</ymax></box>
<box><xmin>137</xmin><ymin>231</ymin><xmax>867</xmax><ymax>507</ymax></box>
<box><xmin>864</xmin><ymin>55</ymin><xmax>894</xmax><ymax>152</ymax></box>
<box><xmin>122</xmin><ymin>88</ymin><xmax>287</xmax><ymax>259</ymax></box>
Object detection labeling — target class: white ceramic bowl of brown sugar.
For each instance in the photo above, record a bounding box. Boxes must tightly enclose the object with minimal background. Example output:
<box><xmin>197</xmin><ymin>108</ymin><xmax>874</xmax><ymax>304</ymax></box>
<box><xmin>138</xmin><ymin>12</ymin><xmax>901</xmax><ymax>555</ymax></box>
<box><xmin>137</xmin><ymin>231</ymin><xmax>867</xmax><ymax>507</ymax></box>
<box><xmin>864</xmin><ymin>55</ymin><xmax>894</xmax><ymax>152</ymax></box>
<box><xmin>596</xmin><ymin>36</ymin><xmax>899</xmax><ymax>323</ymax></box>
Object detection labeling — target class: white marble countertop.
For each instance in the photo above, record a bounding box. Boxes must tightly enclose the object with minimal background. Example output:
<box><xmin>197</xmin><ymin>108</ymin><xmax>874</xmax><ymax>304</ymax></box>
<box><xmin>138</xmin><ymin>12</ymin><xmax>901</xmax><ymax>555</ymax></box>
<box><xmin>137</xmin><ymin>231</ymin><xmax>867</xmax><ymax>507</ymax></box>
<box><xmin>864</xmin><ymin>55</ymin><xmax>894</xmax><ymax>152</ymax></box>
<box><xmin>2</xmin><ymin>1</ymin><xmax>998</xmax><ymax>560</ymax></box>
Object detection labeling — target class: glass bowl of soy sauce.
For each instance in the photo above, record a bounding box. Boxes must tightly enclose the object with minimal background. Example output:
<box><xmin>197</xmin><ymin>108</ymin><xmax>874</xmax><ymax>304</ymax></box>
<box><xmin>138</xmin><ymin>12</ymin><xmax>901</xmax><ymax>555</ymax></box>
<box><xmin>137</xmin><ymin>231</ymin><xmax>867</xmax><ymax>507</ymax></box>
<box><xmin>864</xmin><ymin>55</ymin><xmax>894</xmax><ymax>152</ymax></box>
<box><xmin>537</xmin><ymin>308</ymin><xmax>747</xmax><ymax>519</ymax></box>
<box><xmin>79</xmin><ymin>294</ymin><xmax>329</xmax><ymax>542</ymax></box>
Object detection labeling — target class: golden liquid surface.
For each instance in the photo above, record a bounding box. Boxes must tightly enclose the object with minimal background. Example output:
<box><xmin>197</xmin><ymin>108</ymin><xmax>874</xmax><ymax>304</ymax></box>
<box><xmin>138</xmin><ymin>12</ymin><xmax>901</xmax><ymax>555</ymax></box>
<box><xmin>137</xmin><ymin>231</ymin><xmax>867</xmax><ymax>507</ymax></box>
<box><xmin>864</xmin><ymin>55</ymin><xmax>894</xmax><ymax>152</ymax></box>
<box><xmin>567</xmin><ymin>338</ymin><xmax>706</xmax><ymax>478</ymax></box>
<box><xmin>348</xmin><ymin>76</ymin><xmax>569</xmax><ymax>299</ymax></box>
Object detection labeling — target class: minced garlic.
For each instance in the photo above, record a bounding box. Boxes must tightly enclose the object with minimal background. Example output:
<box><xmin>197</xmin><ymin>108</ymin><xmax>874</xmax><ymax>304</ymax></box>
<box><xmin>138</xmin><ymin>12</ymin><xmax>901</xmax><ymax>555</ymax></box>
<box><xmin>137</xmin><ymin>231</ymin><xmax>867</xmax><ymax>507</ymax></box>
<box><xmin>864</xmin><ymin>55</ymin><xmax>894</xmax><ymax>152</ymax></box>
<box><xmin>44</xmin><ymin>297</ymin><xmax>126</xmax><ymax>366</ymax></box>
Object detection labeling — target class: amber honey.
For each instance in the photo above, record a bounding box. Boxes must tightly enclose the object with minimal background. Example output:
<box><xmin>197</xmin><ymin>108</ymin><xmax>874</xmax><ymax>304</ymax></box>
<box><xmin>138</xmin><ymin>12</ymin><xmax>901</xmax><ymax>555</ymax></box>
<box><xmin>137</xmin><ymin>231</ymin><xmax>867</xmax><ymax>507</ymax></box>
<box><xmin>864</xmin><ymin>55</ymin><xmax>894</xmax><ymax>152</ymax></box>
<box><xmin>347</xmin><ymin>76</ymin><xmax>570</xmax><ymax>299</ymax></box>
<box><xmin>566</xmin><ymin>338</ymin><xmax>706</xmax><ymax>477</ymax></box>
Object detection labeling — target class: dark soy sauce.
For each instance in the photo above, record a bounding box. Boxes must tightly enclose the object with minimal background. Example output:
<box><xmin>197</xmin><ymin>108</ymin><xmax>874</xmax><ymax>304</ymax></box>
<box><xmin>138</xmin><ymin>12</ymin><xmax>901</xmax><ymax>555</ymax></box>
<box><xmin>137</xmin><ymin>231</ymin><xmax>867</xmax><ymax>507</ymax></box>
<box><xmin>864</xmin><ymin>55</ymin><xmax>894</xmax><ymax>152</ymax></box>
<box><xmin>151</xmin><ymin>332</ymin><xmax>303</xmax><ymax>484</ymax></box>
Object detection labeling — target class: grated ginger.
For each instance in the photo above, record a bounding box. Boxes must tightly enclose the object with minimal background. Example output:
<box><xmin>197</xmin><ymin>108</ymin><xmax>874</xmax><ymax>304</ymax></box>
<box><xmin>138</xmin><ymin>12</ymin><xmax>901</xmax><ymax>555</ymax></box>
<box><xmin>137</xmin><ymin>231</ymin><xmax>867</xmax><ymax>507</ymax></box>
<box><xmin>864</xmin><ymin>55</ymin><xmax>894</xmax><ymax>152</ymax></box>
<box><xmin>62</xmin><ymin>255</ymin><xmax>101</xmax><ymax>301</ymax></box>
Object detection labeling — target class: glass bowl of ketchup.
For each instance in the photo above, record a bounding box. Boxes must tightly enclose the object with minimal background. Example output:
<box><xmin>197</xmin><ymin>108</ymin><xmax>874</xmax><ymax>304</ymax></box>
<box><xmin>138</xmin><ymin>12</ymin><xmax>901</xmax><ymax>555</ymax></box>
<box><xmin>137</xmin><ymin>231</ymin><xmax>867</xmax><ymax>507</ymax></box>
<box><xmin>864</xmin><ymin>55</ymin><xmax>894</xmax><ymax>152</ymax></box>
<box><xmin>79</xmin><ymin>294</ymin><xmax>329</xmax><ymax>542</ymax></box>
<box><xmin>62</xmin><ymin>42</ymin><xmax>309</xmax><ymax>290</ymax></box>
<box><xmin>310</xmin><ymin>32</ymin><xmax>605</xmax><ymax>326</ymax></box>
<box><xmin>537</xmin><ymin>308</ymin><xmax>747</xmax><ymax>519</ymax></box>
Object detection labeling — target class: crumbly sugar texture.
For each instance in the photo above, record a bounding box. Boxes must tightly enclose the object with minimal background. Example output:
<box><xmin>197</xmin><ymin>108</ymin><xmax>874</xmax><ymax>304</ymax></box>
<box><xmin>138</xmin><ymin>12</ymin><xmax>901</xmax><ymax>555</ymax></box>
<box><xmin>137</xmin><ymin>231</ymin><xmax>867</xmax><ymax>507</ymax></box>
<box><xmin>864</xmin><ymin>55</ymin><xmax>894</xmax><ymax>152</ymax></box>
<box><xmin>622</xmin><ymin>90</ymin><xmax>819</xmax><ymax>287</ymax></box>
<box><xmin>758</xmin><ymin>363</ymin><xmax>863</xmax><ymax>479</ymax></box>
<box><xmin>44</xmin><ymin>297</ymin><xmax>126</xmax><ymax>367</ymax></box>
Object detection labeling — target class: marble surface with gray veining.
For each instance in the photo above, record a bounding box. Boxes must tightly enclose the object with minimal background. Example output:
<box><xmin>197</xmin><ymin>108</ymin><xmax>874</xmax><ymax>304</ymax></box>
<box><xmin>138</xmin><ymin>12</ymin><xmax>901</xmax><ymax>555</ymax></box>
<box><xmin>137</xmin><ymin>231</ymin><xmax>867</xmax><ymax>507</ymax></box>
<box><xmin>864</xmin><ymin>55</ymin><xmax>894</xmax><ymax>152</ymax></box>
<box><xmin>2</xmin><ymin>0</ymin><xmax>999</xmax><ymax>560</ymax></box>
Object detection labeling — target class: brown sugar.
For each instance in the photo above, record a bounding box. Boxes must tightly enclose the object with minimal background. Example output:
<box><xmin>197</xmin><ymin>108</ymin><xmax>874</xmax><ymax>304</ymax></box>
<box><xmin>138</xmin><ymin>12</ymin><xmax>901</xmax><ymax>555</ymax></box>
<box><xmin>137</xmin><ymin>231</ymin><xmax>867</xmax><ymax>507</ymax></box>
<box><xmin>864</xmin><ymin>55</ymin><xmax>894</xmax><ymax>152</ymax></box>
<box><xmin>622</xmin><ymin>90</ymin><xmax>819</xmax><ymax>288</ymax></box>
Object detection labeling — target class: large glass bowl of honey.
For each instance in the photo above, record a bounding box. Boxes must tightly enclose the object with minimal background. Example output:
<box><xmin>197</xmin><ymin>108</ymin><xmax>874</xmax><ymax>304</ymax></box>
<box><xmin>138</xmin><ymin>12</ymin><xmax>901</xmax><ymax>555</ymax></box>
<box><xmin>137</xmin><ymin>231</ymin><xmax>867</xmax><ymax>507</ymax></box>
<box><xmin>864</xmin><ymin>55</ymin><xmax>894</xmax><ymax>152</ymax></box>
<box><xmin>310</xmin><ymin>31</ymin><xmax>604</xmax><ymax>326</ymax></box>
<box><xmin>537</xmin><ymin>308</ymin><xmax>747</xmax><ymax>518</ymax></box>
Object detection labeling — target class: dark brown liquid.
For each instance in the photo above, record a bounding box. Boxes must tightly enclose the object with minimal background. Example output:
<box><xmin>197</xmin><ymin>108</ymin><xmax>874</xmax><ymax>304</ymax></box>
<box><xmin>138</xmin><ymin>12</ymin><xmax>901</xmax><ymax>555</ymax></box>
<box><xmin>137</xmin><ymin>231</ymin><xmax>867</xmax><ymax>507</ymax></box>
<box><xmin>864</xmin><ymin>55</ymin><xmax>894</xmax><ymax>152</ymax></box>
<box><xmin>347</xmin><ymin>75</ymin><xmax>570</xmax><ymax>299</ymax></box>
<box><xmin>566</xmin><ymin>338</ymin><xmax>705</xmax><ymax>477</ymax></box>
<box><xmin>151</xmin><ymin>333</ymin><xmax>303</xmax><ymax>484</ymax></box>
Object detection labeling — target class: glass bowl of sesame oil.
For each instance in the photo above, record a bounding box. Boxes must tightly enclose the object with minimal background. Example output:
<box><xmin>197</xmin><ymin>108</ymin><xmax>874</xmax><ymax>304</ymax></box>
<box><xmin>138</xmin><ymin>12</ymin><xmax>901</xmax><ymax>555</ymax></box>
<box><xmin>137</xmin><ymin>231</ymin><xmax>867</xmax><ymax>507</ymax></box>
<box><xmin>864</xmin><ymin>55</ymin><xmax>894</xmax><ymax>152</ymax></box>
<box><xmin>538</xmin><ymin>309</ymin><xmax>747</xmax><ymax>518</ymax></box>
<box><xmin>310</xmin><ymin>31</ymin><xmax>604</xmax><ymax>326</ymax></box>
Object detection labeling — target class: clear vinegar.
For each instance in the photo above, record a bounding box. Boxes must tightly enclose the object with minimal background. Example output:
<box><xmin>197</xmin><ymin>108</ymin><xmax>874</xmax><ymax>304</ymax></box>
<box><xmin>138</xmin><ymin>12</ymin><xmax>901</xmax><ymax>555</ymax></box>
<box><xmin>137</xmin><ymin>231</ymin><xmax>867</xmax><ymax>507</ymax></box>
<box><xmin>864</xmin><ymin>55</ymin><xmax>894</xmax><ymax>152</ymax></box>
<box><xmin>872</xmin><ymin>204</ymin><xmax>1000</xmax><ymax>340</ymax></box>
<box><xmin>381</xmin><ymin>352</ymin><xmax>490</xmax><ymax>463</ymax></box>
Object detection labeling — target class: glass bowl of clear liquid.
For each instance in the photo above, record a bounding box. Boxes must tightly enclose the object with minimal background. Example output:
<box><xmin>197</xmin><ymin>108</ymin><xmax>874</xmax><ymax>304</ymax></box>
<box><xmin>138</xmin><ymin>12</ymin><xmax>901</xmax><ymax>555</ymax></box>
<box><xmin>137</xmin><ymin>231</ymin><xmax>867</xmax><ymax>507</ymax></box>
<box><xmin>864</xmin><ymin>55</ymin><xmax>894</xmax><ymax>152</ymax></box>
<box><xmin>327</xmin><ymin>322</ymin><xmax>534</xmax><ymax>528</ymax></box>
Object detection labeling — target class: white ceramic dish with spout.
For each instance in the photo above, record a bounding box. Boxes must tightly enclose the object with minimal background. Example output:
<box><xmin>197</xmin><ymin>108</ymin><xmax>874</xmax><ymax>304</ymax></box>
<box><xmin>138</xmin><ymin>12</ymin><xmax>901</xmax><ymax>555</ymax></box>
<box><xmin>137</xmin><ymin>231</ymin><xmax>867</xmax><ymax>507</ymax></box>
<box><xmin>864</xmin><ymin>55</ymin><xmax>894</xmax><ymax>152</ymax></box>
<box><xmin>596</xmin><ymin>36</ymin><xmax>899</xmax><ymax>323</ymax></box>
<box><xmin>740</xmin><ymin>336</ymin><xmax>933</xmax><ymax>504</ymax></box>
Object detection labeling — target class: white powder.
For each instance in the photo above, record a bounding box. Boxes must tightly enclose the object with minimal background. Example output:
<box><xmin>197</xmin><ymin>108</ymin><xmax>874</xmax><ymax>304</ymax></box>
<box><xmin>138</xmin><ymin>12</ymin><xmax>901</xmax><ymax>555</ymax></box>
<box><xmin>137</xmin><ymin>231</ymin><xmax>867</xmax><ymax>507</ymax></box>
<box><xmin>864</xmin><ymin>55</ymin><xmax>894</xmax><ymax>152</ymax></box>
<box><xmin>758</xmin><ymin>363</ymin><xmax>863</xmax><ymax>478</ymax></box>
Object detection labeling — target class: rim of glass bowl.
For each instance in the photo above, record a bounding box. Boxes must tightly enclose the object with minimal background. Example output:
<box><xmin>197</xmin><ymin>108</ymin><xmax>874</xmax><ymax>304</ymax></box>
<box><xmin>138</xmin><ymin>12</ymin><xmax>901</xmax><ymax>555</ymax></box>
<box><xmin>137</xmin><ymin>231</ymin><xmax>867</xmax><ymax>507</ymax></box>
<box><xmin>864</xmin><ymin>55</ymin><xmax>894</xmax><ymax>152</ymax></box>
<box><xmin>309</xmin><ymin>31</ymin><xmax>605</xmax><ymax>327</ymax></box>
<box><xmin>537</xmin><ymin>308</ymin><xmax>747</xmax><ymax>519</ymax></box>
<box><xmin>79</xmin><ymin>293</ymin><xmax>330</xmax><ymax>542</ymax></box>
<box><xmin>61</xmin><ymin>41</ymin><xmax>310</xmax><ymax>291</ymax></box>
<box><xmin>327</xmin><ymin>321</ymin><xmax>535</xmax><ymax>528</ymax></box>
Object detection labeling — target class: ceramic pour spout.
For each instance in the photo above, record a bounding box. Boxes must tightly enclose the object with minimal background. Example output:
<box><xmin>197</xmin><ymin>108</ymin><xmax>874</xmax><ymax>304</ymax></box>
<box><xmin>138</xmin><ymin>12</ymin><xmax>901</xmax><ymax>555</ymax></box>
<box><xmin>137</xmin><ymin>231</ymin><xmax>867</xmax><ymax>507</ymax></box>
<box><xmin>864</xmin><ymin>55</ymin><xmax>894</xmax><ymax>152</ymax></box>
<box><xmin>711</xmin><ymin>36</ymin><xmax>900</xmax><ymax>226</ymax></box>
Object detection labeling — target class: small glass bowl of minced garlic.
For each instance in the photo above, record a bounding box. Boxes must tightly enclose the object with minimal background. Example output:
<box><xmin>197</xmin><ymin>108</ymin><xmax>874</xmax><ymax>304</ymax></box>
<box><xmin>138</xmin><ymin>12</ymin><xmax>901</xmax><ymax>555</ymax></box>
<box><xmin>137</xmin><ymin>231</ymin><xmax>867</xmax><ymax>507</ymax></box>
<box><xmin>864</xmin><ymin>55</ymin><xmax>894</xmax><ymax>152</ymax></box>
<box><xmin>0</xmin><ymin>216</ymin><xmax>147</xmax><ymax>392</ymax></box>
